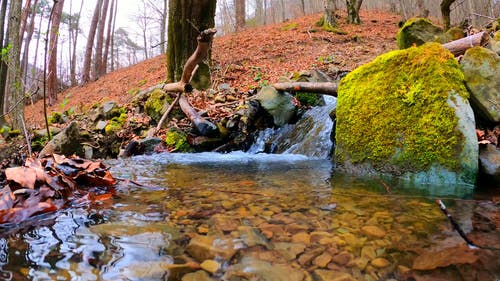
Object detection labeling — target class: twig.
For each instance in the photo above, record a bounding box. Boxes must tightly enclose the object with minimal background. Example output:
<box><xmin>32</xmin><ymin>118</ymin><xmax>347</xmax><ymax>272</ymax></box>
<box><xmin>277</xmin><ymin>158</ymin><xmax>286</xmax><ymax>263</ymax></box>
<box><xmin>155</xmin><ymin>93</ymin><xmax>181</xmax><ymax>132</ymax></box>
<box><xmin>436</xmin><ymin>199</ymin><xmax>477</xmax><ymax>249</ymax></box>
<box><xmin>470</xmin><ymin>12</ymin><xmax>495</xmax><ymax>20</ymax></box>
<box><xmin>20</xmin><ymin>114</ymin><xmax>32</xmax><ymax>156</ymax></box>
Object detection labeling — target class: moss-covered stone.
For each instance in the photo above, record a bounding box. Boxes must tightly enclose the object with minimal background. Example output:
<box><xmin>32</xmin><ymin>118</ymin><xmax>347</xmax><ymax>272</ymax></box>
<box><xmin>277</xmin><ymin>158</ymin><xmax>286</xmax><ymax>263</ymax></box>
<box><xmin>397</xmin><ymin>18</ymin><xmax>443</xmax><ymax>49</ymax></box>
<box><xmin>165</xmin><ymin>128</ymin><xmax>193</xmax><ymax>152</ymax></box>
<box><xmin>460</xmin><ymin>47</ymin><xmax>500</xmax><ymax>123</ymax></box>
<box><xmin>105</xmin><ymin>113</ymin><xmax>127</xmax><ymax>135</ymax></box>
<box><xmin>48</xmin><ymin>112</ymin><xmax>64</xmax><ymax>124</ymax></box>
<box><xmin>335</xmin><ymin>43</ymin><xmax>477</xmax><ymax>185</ymax></box>
<box><xmin>144</xmin><ymin>88</ymin><xmax>170</xmax><ymax>123</ymax></box>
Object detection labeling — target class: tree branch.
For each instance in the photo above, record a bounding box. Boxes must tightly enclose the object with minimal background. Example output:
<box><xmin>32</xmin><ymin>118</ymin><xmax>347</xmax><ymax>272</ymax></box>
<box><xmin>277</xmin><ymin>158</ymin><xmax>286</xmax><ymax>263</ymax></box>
<box><xmin>442</xmin><ymin>31</ymin><xmax>489</xmax><ymax>56</ymax></box>
<box><xmin>272</xmin><ymin>82</ymin><xmax>339</xmax><ymax>96</ymax></box>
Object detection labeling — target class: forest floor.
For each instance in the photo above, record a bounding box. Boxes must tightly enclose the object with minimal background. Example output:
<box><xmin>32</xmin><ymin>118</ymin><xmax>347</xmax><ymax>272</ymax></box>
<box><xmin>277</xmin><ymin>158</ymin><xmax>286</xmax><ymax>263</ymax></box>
<box><xmin>23</xmin><ymin>10</ymin><xmax>400</xmax><ymax>128</ymax></box>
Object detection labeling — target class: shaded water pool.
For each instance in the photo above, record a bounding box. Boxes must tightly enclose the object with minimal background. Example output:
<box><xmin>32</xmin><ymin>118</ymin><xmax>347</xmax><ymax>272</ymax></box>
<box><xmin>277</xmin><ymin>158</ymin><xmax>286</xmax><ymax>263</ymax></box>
<box><xmin>0</xmin><ymin>152</ymin><xmax>498</xmax><ymax>280</ymax></box>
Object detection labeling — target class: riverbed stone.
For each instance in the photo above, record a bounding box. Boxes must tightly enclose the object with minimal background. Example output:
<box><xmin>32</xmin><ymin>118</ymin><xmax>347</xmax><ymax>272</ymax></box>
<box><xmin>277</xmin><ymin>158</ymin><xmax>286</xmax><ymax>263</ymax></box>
<box><xmin>313</xmin><ymin>269</ymin><xmax>356</xmax><ymax>281</ymax></box>
<box><xmin>200</xmin><ymin>260</ymin><xmax>220</xmax><ymax>273</ymax></box>
<box><xmin>186</xmin><ymin>234</ymin><xmax>237</xmax><ymax>262</ymax></box>
<box><xmin>371</xmin><ymin>257</ymin><xmax>391</xmax><ymax>268</ymax></box>
<box><xmin>237</xmin><ymin>226</ymin><xmax>270</xmax><ymax>248</ymax></box>
<box><xmin>336</xmin><ymin>42</ymin><xmax>478</xmax><ymax>186</ymax></box>
<box><xmin>331</xmin><ymin>251</ymin><xmax>353</xmax><ymax>266</ymax></box>
<box><xmin>412</xmin><ymin>244</ymin><xmax>479</xmax><ymax>270</ymax></box>
<box><xmin>223</xmin><ymin>257</ymin><xmax>305</xmax><ymax>281</ymax></box>
<box><xmin>274</xmin><ymin>242</ymin><xmax>306</xmax><ymax>260</ymax></box>
<box><xmin>292</xmin><ymin>232</ymin><xmax>311</xmax><ymax>245</ymax></box>
<box><xmin>361</xmin><ymin>226</ymin><xmax>386</xmax><ymax>239</ymax></box>
<box><xmin>313</xmin><ymin>253</ymin><xmax>333</xmax><ymax>268</ymax></box>
<box><xmin>181</xmin><ymin>270</ymin><xmax>213</xmax><ymax>281</ymax></box>
<box><xmin>479</xmin><ymin>144</ymin><xmax>500</xmax><ymax>183</ymax></box>
<box><xmin>460</xmin><ymin>46</ymin><xmax>500</xmax><ymax>122</ymax></box>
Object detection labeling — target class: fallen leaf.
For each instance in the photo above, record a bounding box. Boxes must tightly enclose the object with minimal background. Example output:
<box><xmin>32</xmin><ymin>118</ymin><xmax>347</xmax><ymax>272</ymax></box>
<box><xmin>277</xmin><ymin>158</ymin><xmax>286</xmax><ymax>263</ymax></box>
<box><xmin>5</xmin><ymin>167</ymin><xmax>37</xmax><ymax>189</ymax></box>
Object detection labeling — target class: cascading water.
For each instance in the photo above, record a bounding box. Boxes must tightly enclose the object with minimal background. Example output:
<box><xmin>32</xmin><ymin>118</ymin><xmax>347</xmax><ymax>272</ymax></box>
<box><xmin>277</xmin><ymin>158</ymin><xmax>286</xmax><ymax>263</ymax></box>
<box><xmin>247</xmin><ymin>95</ymin><xmax>337</xmax><ymax>159</ymax></box>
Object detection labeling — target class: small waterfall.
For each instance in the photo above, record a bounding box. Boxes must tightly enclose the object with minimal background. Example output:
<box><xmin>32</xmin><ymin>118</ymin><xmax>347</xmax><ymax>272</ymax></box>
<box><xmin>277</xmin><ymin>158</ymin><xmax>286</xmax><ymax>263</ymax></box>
<box><xmin>247</xmin><ymin>96</ymin><xmax>337</xmax><ymax>159</ymax></box>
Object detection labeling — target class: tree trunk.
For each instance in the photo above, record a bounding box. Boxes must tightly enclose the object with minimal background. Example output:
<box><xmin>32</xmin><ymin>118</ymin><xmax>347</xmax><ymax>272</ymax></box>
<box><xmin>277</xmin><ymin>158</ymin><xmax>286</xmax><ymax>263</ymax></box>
<box><xmin>7</xmin><ymin>0</ymin><xmax>24</xmax><ymax>130</ymax></box>
<box><xmin>300</xmin><ymin>0</ymin><xmax>306</xmax><ymax>15</ymax></box>
<box><xmin>0</xmin><ymin>0</ymin><xmax>8</xmax><ymax>126</ymax></box>
<box><xmin>70</xmin><ymin>1</ymin><xmax>84</xmax><ymax>86</ymax></box>
<box><xmin>21</xmin><ymin>0</ymin><xmax>38</xmax><ymax>89</ymax></box>
<box><xmin>110</xmin><ymin>0</ymin><xmax>118</xmax><ymax>71</ymax></box>
<box><xmin>102</xmin><ymin>0</ymin><xmax>115</xmax><ymax>75</ymax></box>
<box><xmin>47</xmin><ymin>0</ymin><xmax>65</xmax><ymax>106</ymax></box>
<box><xmin>94</xmin><ymin>0</ymin><xmax>110</xmax><ymax>79</ymax></box>
<box><xmin>19</xmin><ymin>0</ymin><xmax>32</xmax><ymax>45</ymax></box>
<box><xmin>440</xmin><ymin>0</ymin><xmax>456</xmax><ymax>31</ymax></box>
<box><xmin>324</xmin><ymin>0</ymin><xmax>337</xmax><ymax>27</ymax></box>
<box><xmin>167</xmin><ymin>0</ymin><xmax>216</xmax><ymax>90</ymax></box>
<box><xmin>255</xmin><ymin>0</ymin><xmax>263</xmax><ymax>25</ymax></box>
<box><xmin>346</xmin><ymin>0</ymin><xmax>363</xmax><ymax>24</ymax></box>
<box><xmin>235</xmin><ymin>0</ymin><xmax>245</xmax><ymax>31</ymax></box>
<box><xmin>82</xmin><ymin>0</ymin><xmax>102</xmax><ymax>83</ymax></box>
<box><xmin>160</xmin><ymin>0</ymin><xmax>167</xmax><ymax>54</ymax></box>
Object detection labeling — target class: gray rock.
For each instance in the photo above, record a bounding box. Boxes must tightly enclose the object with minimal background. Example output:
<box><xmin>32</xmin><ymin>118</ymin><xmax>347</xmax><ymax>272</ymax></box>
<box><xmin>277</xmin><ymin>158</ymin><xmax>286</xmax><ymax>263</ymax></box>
<box><xmin>461</xmin><ymin>47</ymin><xmax>500</xmax><ymax>123</ymax></box>
<box><xmin>95</xmin><ymin>120</ymin><xmax>108</xmax><ymax>131</ymax></box>
<box><xmin>39</xmin><ymin>122</ymin><xmax>81</xmax><ymax>157</ymax></box>
<box><xmin>397</xmin><ymin>18</ymin><xmax>443</xmax><ymax>49</ymax></box>
<box><xmin>186</xmin><ymin>234</ymin><xmax>237</xmax><ymax>262</ymax></box>
<box><xmin>140</xmin><ymin>137</ymin><xmax>163</xmax><ymax>154</ymax></box>
<box><xmin>255</xmin><ymin>86</ymin><xmax>296</xmax><ymax>127</ymax></box>
<box><xmin>101</xmin><ymin>101</ymin><xmax>120</xmax><ymax>119</ymax></box>
<box><xmin>479</xmin><ymin>144</ymin><xmax>500</xmax><ymax>183</ymax></box>
<box><xmin>33</xmin><ymin>126</ymin><xmax>61</xmax><ymax>139</ymax></box>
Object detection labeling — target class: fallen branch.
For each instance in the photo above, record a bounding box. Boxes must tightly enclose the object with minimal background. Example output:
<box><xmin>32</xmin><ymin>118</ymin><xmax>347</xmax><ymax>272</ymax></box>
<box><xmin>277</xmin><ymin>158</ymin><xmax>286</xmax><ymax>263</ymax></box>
<box><xmin>161</xmin><ymin>28</ymin><xmax>217</xmax><ymax>136</ymax></box>
<box><xmin>272</xmin><ymin>81</ymin><xmax>339</xmax><ymax>96</ymax></box>
<box><xmin>442</xmin><ymin>31</ymin><xmax>489</xmax><ymax>56</ymax></box>
<box><xmin>155</xmin><ymin>93</ymin><xmax>181</xmax><ymax>132</ymax></box>
<box><xmin>436</xmin><ymin>199</ymin><xmax>477</xmax><ymax>249</ymax></box>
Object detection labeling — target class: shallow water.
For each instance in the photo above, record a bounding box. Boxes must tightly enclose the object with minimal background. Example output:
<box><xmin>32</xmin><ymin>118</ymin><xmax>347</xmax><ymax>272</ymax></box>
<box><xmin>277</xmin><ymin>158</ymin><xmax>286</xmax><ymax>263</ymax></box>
<box><xmin>0</xmin><ymin>152</ymin><xmax>497</xmax><ymax>280</ymax></box>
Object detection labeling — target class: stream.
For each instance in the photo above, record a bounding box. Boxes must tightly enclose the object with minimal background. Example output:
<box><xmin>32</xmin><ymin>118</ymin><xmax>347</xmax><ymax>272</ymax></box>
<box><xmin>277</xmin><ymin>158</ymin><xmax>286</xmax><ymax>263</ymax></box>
<box><xmin>0</xmin><ymin>152</ymin><xmax>497</xmax><ymax>280</ymax></box>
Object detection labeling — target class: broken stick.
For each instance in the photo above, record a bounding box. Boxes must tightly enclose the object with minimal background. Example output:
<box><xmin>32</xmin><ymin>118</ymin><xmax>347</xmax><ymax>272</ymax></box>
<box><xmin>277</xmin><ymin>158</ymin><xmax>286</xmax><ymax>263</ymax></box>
<box><xmin>271</xmin><ymin>81</ymin><xmax>339</xmax><ymax>96</ymax></box>
<box><xmin>442</xmin><ymin>31</ymin><xmax>489</xmax><ymax>56</ymax></box>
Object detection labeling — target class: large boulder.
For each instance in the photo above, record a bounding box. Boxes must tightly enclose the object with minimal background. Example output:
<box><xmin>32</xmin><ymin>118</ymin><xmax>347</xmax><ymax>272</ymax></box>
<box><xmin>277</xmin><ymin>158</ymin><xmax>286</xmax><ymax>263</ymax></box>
<box><xmin>397</xmin><ymin>18</ymin><xmax>443</xmax><ymax>49</ymax></box>
<box><xmin>335</xmin><ymin>43</ymin><xmax>478</xmax><ymax>186</ymax></box>
<box><xmin>460</xmin><ymin>47</ymin><xmax>500</xmax><ymax>123</ymax></box>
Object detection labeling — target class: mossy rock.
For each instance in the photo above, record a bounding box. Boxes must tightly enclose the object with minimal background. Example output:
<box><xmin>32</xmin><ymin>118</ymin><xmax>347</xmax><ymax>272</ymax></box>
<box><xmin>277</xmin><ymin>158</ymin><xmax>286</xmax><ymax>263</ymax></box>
<box><xmin>144</xmin><ymin>89</ymin><xmax>174</xmax><ymax>123</ymax></box>
<box><xmin>105</xmin><ymin>113</ymin><xmax>128</xmax><ymax>135</ymax></box>
<box><xmin>335</xmin><ymin>43</ymin><xmax>477</xmax><ymax>186</ymax></box>
<box><xmin>255</xmin><ymin>86</ymin><xmax>297</xmax><ymax>127</ymax></box>
<box><xmin>441</xmin><ymin>26</ymin><xmax>464</xmax><ymax>42</ymax></box>
<box><xmin>397</xmin><ymin>18</ymin><xmax>443</xmax><ymax>49</ymax></box>
<box><xmin>165</xmin><ymin>128</ymin><xmax>193</xmax><ymax>152</ymax></box>
<box><xmin>460</xmin><ymin>47</ymin><xmax>500</xmax><ymax>123</ymax></box>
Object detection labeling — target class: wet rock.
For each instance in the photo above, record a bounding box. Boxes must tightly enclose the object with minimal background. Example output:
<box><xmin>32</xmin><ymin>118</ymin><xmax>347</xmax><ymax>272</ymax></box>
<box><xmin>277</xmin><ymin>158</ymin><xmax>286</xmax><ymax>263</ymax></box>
<box><xmin>313</xmin><ymin>253</ymin><xmax>332</xmax><ymax>268</ymax></box>
<box><xmin>39</xmin><ymin>122</ymin><xmax>81</xmax><ymax>157</ymax></box>
<box><xmin>412</xmin><ymin>244</ymin><xmax>479</xmax><ymax>270</ymax></box>
<box><xmin>291</xmin><ymin>232</ymin><xmax>311</xmax><ymax>245</ymax></box>
<box><xmin>211</xmin><ymin>214</ymin><xmax>240</xmax><ymax>232</ymax></box>
<box><xmin>237</xmin><ymin>226</ymin><xmax>270</xmax><ymax>248</ymax></box>
<box><xmin>186</xmin><ymin>235</ymin><xmax>237</xmax><ymax>262</ymax></box>
<box><xmin>313</xmin><ymin>269</ymin><xmax>356</xmax><ymax>281</ymax></box>
<box><xmin>223</xmin><ymin>257</ymin><xmax>305</xmax><ymax>281</ymax></box>
<box><xmin>478</xmin><ymin>144</ymin><xmax>500</xmax><ymax>184</ymax></box>
<box><xmin>274</xmin><ymin>242</ymin><xmax>306</xmax><ymax>260</ymax></box>
<box><xmin>397</xmin><ymin>18</ymin><xmax>443</xmax><ymax>49</ymax></box>
<box><xmin>460</xmin><ymin>47</ymin><xmax>500</xmax><ymax>122</ymax></box>
<box><xmin>298</xmin><ymin>246</ymin><xmax>324</xmax><ymax>266</ymax></box>
<box><xmin>331</xmin><ymin>251</ymin><xmax>353</xmax><ymax>266</ymax></box>
<box><xmin>361</xmin><ymin>225</ymin><xmax>386</xmax><ymax>239</ymax></box>
<box><xmin>371</xmin><ymin>257</ymin><xmax>390</xmax><ymax>268</ymax></box>
<box><xmin>140</xmin><ymin>137</ymin><xmax>163</xmax><ymax>154</ymax></box>
<box><xmin>255</xmin><ymin>86</ymin><xmax>297</xmax><ymax>126</ymax></box>
<box><xmin>95</xmin><ymin>120</ymin><xmax>108</xmax><ymax>131</ymax></box>
<box><xmin>200</xmin><ymin>260</ymin><xmax>220</xmax><ymax>274</ymax></box>
<box><xmin>310</xmin><ymin>231</ymin><xmax>333</xmax><ymax>243</ymax></box>
<box><xmin>181</xmin><ymin>270</ymin><xmax>213</xmax><ymax>281</ymax></box>
<box><xmin>360</xmin><ymin>246</ymin><xmax>377</xmax><ymax>259</ymax></box>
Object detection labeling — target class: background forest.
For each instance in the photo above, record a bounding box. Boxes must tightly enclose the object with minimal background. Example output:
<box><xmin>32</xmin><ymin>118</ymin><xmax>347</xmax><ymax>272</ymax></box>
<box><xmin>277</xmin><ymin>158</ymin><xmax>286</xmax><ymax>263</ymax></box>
<box><xmin>0</xmin><ymin>0</ymin><xmax>498</xmax><ymax>132</ymax></box>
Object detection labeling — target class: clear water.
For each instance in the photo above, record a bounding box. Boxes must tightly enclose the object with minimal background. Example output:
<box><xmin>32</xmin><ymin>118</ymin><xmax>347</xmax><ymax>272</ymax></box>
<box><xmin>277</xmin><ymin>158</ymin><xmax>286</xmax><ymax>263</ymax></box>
<box><xmin>0</xmin><ymin>152</ymin><xmax>496</xmax><ymax>280</ymax></box>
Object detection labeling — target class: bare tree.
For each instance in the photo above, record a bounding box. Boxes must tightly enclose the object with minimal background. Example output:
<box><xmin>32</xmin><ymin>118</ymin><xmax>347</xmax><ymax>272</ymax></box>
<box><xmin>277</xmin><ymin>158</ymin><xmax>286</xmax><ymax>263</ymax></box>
<box><xmin>0</xmin><ymin>0</ymin><xmax>8</xmax><ymax>126</ymax></box>
<box><xmin>235</xmin><ymin>0</ymin><xmax>245</xmax><ymax>31</ymax></box>
<box><xmin>47</xmin><ymin>0</ymin><xmax>65</xmax><ymax>105</ymax></box>
<box><xmin>94</xmin><ymin>0</ymin><xmax>110</xmax><ymax>78</ymax></box>
<box><xmin>441</xmin><ymin>0</ymin><xmax>456</xmax><ymax>30</ymax></box>
<box><xmin>346</xmin><ymin>0</ymin><xmax>363</xmax><ymax>24</ymax></box>
<box><xmin>82</xmin><ymin>0</ymin><xmax>102</xmax><ymax>83</ymax></box>
<box><xmin>110</xmin><ymin>0</ymin><xmax>118</xmax><ymax>71</ymax></box>
<box><xmin>67</xmin><ymin>0</ymin><xmax>83</xmax><ymax>86</ymax></box>
<box><xmin>102</xmin><ymin>0</ymin><xmax>115</xmax><ymax>73</ymax></box>
<box><xmin>7</xmin><ymin>0</ymin><xmax>24</xmax><ymax>129</ymax></box>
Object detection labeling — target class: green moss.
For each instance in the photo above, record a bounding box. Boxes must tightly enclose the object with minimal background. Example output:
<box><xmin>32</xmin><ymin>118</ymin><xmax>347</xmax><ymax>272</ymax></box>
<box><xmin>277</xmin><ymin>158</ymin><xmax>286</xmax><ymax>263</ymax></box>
<box><xmin>281</xmin><ymin>22</ymin><xmax>298</xmax><ymax>31</ymax></box>
<box><xmin>105</xmin><ymin>113</ymin><xmax>127</xmax><ymax>134</ymax></box>
<box><xmin>336</xmin><ymin>43</ymin><xmax>469</xmax><ymax>172</ymax></box>
<box><xmin>165</xmin><ymin>128</ymin><xmax>193</xmax><ymax>152</ymax></box>
<box><xmin>315</xmin><ymin>15</ymin><xmax>347</xmax><ymax>35</ymax></box>
<box><xmin>144</xmin><ymin>89</ymin><xmax>170</xmax><ymax>122</ymax></box>
<box><xmin>295</xmin><ymin>92</ymin><xmax>323</xmax><ymax>107</ymax></box>
<box><xmin>48</xmin><ymin>111</ymin><xmax>63</xmax><ymax>124</ymax></box>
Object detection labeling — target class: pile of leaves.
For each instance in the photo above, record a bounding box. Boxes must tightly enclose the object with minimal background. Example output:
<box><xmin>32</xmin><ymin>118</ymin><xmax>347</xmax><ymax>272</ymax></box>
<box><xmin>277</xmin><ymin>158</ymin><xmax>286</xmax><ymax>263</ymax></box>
<box><xmin>0</xmin><ymin>154</ymin><xmax>116</xmax><ymax>225</ymax></box>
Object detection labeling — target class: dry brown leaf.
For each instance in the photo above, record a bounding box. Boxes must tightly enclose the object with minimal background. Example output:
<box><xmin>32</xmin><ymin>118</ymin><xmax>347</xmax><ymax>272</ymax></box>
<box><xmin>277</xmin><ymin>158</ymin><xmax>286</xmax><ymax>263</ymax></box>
<box><xmin>0</xmin><ymin>187</ymin><xmax>15</xmax><ymax>211</ymax></box>
<box><xmin>5</xmin><ymin>166</ymin><xmax>37</xmax><ymax>189</ymax></box>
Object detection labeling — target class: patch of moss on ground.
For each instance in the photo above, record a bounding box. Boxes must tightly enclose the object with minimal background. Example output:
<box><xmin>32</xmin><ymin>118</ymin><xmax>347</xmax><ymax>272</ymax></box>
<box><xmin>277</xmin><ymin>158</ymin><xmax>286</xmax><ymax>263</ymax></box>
<box><xmin>281</xmin><ymin>22</ymin><xmax>298</xmax><ymax>31</ymax></box>
<box><xmin>165</xmin><ymin>128</ymin><xmax>193</xmax><ymax>152</ymax></box>
<box><xmin>336</xmin><ymin>43</ymin><xmax>469</xmax><ymax>173</ymax></box>
<box><xmin>105</xmin><ymin>113</ymin><xmax>127</xmax><ymax>134</ymax></box>
<box><xmin>48</xmin><ymin>112</ymin><xmax>63</xmax><ymax>124</ymax></box>
<box><xmin>315</xmin><ymin>15</ymin><xmax>347</xmax><ymax>35</ymax></box>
